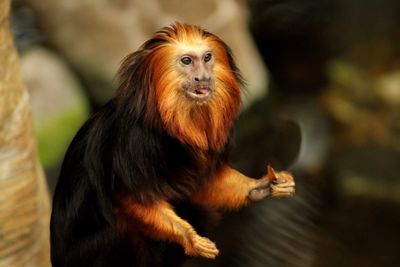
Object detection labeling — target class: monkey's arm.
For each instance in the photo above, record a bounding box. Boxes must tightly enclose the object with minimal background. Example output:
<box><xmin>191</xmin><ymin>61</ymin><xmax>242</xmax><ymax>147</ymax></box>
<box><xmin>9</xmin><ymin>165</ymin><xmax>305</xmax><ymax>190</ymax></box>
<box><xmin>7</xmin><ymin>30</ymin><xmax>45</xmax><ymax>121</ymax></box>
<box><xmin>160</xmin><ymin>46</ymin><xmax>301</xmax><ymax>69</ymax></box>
<box><xmin>117</xmin><ymin>197</ymin><xmax>219</xmax><ymax>258</ymax></box>
<box><xmin>191</xmin><ymin>166</ymin><xmax>295</xmax><ymax>210</ymax></box>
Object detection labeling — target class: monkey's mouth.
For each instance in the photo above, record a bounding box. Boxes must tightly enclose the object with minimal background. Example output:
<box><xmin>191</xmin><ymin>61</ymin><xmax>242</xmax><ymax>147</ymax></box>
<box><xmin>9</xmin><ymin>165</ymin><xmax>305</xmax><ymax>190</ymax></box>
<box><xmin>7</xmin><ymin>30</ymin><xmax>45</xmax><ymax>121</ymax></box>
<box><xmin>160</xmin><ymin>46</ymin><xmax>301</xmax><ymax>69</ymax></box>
<box><xmin>187</xmin><ymin>87</ymin><xmax>212</xmax><ymax>101</ymax></box>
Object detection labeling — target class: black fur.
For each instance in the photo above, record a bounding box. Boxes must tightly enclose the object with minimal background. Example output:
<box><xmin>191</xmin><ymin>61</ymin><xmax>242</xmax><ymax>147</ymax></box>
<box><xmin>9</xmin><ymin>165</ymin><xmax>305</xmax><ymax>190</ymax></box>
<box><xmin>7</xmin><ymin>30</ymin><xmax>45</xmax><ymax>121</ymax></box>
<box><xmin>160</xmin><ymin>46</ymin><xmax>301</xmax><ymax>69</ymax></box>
<box><xmin>50</xmin><ymin>99</ymin><xmax>233</xmax><ymax>267</ymax></box>
<box><xmin>50</xmin><ymin>23</ymin><xmax>242</xmax><ymax>267</ymax></box>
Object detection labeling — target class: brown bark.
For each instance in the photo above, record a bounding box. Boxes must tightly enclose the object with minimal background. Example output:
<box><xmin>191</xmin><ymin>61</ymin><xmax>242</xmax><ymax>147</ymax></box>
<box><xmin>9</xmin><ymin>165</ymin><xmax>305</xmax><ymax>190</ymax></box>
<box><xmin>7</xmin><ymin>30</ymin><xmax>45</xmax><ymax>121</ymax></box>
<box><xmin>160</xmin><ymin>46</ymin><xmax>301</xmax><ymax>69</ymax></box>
<box><xmin>0</xmin><ymin>0</ymin><xmax>51</xmax><ymax>266</ymax></box>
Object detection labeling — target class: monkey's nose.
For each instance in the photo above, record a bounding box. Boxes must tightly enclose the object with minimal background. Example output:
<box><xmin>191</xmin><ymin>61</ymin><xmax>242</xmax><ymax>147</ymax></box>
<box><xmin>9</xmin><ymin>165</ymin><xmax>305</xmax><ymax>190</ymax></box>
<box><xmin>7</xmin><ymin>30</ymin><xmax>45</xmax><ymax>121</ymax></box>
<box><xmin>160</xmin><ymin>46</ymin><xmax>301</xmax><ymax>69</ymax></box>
<box><xmin>194</xmin><ymin>76</ymin><xmax>211</xmax><ymax>82</ymax></box>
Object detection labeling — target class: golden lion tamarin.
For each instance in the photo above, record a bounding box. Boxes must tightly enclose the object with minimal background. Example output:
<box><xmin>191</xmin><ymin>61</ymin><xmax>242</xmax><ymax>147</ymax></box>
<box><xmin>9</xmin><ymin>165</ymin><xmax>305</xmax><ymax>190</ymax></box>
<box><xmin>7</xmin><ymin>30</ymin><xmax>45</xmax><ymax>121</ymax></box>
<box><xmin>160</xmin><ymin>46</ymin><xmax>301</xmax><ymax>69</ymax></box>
<box><xmin>50</xmin><ymin>23</ymin><xmax>295</xmax><ymax>267</ymax></box>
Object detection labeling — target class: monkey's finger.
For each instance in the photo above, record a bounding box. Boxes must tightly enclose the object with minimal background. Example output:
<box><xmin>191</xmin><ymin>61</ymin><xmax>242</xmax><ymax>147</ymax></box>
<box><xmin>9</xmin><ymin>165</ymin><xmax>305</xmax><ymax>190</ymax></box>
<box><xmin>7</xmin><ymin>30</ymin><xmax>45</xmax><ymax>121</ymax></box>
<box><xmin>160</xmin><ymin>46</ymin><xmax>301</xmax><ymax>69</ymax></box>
<box><xmin>195</xmin><ymin>246</ymin><xmax>219</xmax><ymax>256</ymax></box>
<box><xmin>197</xmin><ymin>247</ymin><xmax>220</xmax><ymax>258</ymax></box>
<box><xmin>193</xmin><ymin>236</ymin><xmax>218</xmax><ymax>251</ymax></box>
<box><xmin>192</xmin><ymin>237</ymin><xmax>219</xmax><ymax>258</ymax></box>
<box><xmin>196</xmin><ymin>251</ymin><xmax>219</xmax><ymax>259</ymax></box>
<box><xmin>271</xmin><ymin>184</ymin><xmax>295</xmax><ymax>197</ymax></box>
<box><xmin>274</xmin><ymin>171</ymin><xmax>294</xmax><ymax>182</ymax></box>
<box><xmin>185</xmin><ymin>246</ymin><xmax>219</xmax><ymax>259</ymax></box>
<box><xmin>202</xmin><ymin>252</ymin><xmax>219</xmax><ymax>259</ymax></box>
<box><xmin>272</xmin><ymin>180</ymin><xmax>295</xmax><ymax>188</ymax></box>
<box><xmin>271</xmin><ymin>184</ymin><xmax>295</xmax><ymax>192</ymax></box>
<box><xmin>193</xmin><ymin>236</ymin><xmax>217</xmax><ymax>249</ymax></box>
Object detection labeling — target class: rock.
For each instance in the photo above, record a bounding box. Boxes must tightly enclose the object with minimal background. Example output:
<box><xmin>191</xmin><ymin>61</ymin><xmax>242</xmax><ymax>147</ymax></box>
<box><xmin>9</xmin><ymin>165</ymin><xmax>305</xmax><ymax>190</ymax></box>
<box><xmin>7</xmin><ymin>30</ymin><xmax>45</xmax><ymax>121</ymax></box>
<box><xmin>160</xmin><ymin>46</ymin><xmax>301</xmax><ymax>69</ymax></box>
<box><xmin>20</xmin><ymin>0</ymin><xmax>268</xmax><ymax>107</ymax></box>
<box><xmin>20</xmin><ymin>47</ymin><xmax>89</xmax><ymax>169</ymax></box>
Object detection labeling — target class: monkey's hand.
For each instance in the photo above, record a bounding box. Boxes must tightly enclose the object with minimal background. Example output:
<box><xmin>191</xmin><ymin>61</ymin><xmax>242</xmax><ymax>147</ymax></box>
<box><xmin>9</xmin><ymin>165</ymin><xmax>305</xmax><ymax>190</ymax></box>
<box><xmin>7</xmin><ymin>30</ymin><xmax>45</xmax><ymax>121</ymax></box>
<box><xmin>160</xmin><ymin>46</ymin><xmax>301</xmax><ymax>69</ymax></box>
<box><xmin>248</xmin><ymin>165</ymin><xmax>295</xmax><ymax>201</ymax></box>
<box><xmin>183</xmin><ymin>229</ymin><xmax>219</xmax><ymax>259</ymax></box>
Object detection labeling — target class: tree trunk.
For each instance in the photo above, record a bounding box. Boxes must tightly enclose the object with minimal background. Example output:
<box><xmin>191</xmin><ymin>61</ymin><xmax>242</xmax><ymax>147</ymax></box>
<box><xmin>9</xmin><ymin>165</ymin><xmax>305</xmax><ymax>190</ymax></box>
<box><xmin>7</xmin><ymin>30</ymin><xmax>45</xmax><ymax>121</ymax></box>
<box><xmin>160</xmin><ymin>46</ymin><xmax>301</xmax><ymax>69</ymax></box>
<box><xmin>0</xmin><ymin>0</ymin><xmax>51</xmax><ymax>266</ymax></box>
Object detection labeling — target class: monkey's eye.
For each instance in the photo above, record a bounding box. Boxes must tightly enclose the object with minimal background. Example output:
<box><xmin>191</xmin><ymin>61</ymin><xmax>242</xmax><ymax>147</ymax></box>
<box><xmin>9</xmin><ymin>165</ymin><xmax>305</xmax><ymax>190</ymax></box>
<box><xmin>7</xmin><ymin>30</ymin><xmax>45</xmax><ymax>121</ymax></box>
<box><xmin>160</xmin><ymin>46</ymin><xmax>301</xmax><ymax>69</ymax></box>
<box><xmin>181</xmin><ymin>56</ymin><xmax>192</xmax><ymax>65</ymax></box>
<box><xmin>204</xmin><ymin>53</ymin><xmax>212</xmax><ymax>62</ymax></box>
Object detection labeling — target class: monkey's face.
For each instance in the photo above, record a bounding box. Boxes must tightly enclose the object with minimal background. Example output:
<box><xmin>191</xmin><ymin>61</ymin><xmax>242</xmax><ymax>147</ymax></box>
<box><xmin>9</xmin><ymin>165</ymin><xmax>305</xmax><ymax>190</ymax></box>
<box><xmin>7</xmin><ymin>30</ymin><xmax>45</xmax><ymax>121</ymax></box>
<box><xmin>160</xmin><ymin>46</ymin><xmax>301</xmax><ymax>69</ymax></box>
<box><xmin>177</xmin><ymin>46</ymin><xmax>215</xmax><ymax>103</ymax></box>
<box><xmin>136</xmin><ymin>23</ymin><xmax>241</xmax><ymax>149</ymax></box>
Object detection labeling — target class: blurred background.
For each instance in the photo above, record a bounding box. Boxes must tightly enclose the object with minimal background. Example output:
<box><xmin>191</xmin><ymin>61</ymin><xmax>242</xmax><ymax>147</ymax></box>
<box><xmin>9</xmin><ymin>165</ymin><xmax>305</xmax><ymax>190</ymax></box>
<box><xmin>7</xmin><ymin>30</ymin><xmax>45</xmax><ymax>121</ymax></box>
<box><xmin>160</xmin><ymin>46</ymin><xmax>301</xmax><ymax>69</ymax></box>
<box><xmin>9</xmin><ymin>0</ymin><xmax>400</xmax><ymax>266</ymax></box>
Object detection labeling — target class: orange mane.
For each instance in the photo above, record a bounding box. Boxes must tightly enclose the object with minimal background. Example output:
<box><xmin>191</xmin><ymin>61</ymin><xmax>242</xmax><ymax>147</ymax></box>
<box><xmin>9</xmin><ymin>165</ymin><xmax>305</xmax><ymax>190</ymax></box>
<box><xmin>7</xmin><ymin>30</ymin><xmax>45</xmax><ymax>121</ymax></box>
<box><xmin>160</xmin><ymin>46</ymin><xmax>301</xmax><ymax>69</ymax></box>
<box><xmin>117</xmin><ymin>23</ymin><xmax>243</xmax><ymax>151</ymax></box>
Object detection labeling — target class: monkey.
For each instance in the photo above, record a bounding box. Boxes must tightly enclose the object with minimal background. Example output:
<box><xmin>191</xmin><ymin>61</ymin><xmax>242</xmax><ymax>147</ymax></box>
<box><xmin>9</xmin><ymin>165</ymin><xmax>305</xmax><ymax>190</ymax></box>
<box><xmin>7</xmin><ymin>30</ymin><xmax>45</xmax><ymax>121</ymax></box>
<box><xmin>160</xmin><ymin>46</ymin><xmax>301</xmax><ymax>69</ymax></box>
<box><xmin>50</xmin><ymin>23</ymin><xmax>295</xmax><ymax>267</ymax></box>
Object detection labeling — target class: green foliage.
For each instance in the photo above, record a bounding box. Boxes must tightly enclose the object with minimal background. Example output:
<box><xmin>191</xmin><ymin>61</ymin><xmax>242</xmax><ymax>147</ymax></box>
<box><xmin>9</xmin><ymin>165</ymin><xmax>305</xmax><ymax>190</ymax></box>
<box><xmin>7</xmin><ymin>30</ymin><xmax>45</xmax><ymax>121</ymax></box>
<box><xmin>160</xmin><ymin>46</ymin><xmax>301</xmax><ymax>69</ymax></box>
<box><xmin>34</xmin><ymin>103</ymin><xmax>89</xmax><ymax>169</ymax></box>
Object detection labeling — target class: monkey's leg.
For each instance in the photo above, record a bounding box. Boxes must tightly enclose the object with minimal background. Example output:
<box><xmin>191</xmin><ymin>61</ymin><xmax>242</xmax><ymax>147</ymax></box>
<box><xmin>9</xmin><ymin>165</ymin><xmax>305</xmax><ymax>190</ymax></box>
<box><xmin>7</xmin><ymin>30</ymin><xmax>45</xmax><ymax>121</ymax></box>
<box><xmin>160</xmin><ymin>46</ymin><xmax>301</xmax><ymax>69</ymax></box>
<box><xmin>118</xmin><ymin>197</ymin><xmax>219</xmax><ymax>259</ymax></box>
<box><xmin>192</xmin><ymin>166</ymin><xmax>295</xmax><ymax>210</ymax></box>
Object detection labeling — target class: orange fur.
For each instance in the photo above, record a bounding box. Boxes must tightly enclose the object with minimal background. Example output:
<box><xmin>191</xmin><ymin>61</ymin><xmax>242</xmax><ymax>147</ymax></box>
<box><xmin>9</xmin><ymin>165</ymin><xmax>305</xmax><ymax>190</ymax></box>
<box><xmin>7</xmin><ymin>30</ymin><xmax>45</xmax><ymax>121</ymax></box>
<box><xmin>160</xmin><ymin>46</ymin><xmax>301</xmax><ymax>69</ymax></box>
<box><xmin>51</xmin><ymin>23</ymin><xmax>294</xmax><ymax>265</ymax></box>
<box><xmin>112</xmin><ymin>23</ymin><xmax>271</xmax><ymax>260</ymax></box>
<box><xmin>143</xmin><ymin>23</ymin><xmax>241</xmax><ymax>150</ymax></box>
<box><xmin>118</xmin><ymin>197</ymin><xmax>194</xmax><ymax>244</ymax></box>
<box><xmin>118</xmin><ymin>196</ymin><xmax>219</xmax><ymax>258</ymax></box>
<box><xmin>191</xmin><ymin>166</ymin><xmax>260</xmax><ymax>210</ymax></box>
